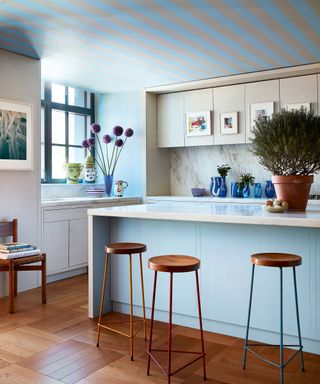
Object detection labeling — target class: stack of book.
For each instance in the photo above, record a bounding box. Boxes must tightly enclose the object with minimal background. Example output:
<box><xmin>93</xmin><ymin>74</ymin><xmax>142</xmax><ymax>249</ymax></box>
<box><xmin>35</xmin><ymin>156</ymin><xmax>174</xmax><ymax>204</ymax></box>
<box><xmin>0</xmin><ymin>242</ymin><xmax>41</xmax><ymax>259</ymax></box>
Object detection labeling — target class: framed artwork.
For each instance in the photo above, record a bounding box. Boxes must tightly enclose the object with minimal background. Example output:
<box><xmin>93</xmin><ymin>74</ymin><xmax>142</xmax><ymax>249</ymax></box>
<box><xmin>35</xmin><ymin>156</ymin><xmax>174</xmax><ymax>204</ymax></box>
<box><xmin>186</xmin><ymin>111</ymin><xmax>211</xmax><ymax>137</ymax></box>
<box><xmin>285</xmin><ymin>102</ymin><xmax>310</xmax><ymax>112</ymax></box>
<box><xmin>250</xmin><ymin>102</ymin><xmax>274</xmax><ymax>131</ymax></box>
<box><xmin>0</xmin><ymin>100</ymin><xmax>32</xmax><ymax>170</ymax></box>
<box><xmin>220</xmin><ymin>112</ymin><xmax>238</xmax><ymax>135</ymax></box>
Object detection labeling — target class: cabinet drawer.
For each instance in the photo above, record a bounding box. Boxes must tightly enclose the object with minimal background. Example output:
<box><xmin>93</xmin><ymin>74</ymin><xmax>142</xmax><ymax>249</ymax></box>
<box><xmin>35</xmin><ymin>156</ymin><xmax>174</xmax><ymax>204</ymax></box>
<box><xmin>43</xmin><ymin>207</ymin><xmax>89</xmax><ymax>222</ymax></box>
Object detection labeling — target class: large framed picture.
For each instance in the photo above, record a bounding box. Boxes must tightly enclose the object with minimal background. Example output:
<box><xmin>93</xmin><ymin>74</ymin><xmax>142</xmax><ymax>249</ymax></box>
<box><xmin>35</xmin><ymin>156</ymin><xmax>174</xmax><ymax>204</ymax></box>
<box><xmin>186</xmin><ymin>111</ymin><xmax>211</xmax><ymax>137</ymax></box>
<box><xmin>220</xmin><ymin>112</ymin><xmax>238</xmax><ymax>135</ymax></box>
<box><xmin>250</xmin><ymin>102</ymin><xmax>274</xmax><ymax>131</ymax></box>
<box><xmin>0</xmin><ymin>100</ymin><xmax>32</xmax><ymax>170</ymax></box>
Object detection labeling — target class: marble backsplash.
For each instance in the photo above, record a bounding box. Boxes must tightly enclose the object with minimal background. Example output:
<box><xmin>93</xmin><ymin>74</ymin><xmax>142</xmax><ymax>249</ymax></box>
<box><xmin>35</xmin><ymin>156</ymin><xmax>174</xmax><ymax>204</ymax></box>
<box><xmin>170</xmin><ymin>144</ymin><xmax>320</xmax><ymax>197</ymax></box>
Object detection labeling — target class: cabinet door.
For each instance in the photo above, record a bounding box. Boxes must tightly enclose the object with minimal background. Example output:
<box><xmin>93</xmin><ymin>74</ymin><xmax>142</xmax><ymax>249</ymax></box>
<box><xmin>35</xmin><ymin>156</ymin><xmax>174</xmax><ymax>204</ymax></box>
<box><xmin>184</xmin><ymin>89</ymin><xmax>214</xmax><ymax>146</ymax></box>
<box><xmin>157</xmin><ymin>92</ymin><xmax>184</xmax><ymax>148</ymax></box>
<box><xmin>245</xmin><ymin>79</ymin><xmax>280</xmax><ymax>142</ymax></box>
<box><xmin>280</xmin><ymin>75</ymin><xmax>318</xmax><ymax>113</ymax></box>
<box><xmin>69</xmin><ymin>218</ymin><xmax>88</xmax><ymax>267</ymax></box>
<box><xmin>43</xmin><ymin>221</ymin><xmax>69</xmax><ymax>274</ymax></box>
<box><xmin>213</xmin><ymin>84</ymin><xmax>245</xmax><ymax>145</ymax></box>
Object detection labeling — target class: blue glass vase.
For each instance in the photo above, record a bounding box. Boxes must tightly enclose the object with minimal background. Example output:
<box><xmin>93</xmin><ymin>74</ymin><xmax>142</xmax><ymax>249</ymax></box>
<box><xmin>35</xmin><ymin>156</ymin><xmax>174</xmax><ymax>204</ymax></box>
<box><xmin>219</xmin><ymin>176</ymin><xmax>227</xmax><ymax>197</ymax></box>
<box><xmin>243</xmin><ymin>184</ymin><xmax>250</xmax><ymax>198</ymax></box>
<box><xmin>254</xmin><ymin>183</ymin><xmax>262</xmax><ymax>198</ymax></box>
<box><xmin>210</xmin><ymin>176</ymin><xmax>221</xmax><ymax>197</ymax></box>
<box><xmin>265</xmin><ymin>180</ymin><xmax>276</xmax><ymax>198</ymax></box>
<box><xmin>104</xmin><ymin>174</ymin><xmax>113</xmax><ymax>197</ymax></box>
<box><xmin>231</xmin><ymin>181</ymin><xmax>239</xmax><ymax>197</ymax></box>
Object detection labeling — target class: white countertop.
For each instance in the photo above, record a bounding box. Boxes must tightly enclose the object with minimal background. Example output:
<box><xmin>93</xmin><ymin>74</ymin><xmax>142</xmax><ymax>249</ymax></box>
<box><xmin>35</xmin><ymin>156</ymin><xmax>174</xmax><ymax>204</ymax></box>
<box><xmin>88</xmin><ymin>202</ymin><xmax>320</xmax><ymax>228</ymax></box>
<box><xmin>41</xmin><ymin>196</ymin><xmax>142</xmax><ymax>208</ymax></box>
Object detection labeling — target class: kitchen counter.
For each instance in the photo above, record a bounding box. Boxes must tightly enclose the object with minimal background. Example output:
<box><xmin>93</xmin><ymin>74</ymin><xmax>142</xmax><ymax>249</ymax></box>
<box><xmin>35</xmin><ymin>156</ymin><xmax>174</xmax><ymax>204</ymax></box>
<box><xmin>88</xmin><ymin>201</ymin><xmax>320</xmax><ymax>354</ymax></box>
<box><xmin>88</xmin><ymin>202</ymin><xmax>320</xmax><ymax>228</ymax></box>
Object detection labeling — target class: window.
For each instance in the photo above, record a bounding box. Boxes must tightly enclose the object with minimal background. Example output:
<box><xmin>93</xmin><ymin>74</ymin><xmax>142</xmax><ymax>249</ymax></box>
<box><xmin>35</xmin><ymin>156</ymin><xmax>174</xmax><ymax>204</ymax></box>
<box><xmin>41</xmin><ymin>82</ymin><xmax>95</xmax><ymax>183</ymax></box>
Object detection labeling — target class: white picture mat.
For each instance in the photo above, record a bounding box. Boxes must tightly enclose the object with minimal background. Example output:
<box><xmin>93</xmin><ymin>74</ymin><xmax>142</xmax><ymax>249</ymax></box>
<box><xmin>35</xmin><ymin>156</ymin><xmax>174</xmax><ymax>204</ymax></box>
<box><xmin>186</xmin><ymin>110</ymin><xmax>211</xmax><ymax>137</ymax></box>
<box><xmin>220</xmin><ymin>112</ymin><xmax>238</xmax><ymax>135</ymax></box>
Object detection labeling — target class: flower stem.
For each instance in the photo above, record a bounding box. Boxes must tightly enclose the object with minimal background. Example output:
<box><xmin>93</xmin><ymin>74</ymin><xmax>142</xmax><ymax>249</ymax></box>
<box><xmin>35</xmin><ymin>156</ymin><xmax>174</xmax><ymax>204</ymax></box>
<box><xmin>111</xmin><ymin>137</ymin><xmax>127</xmax><ymax>175</ymax></box>
<box><xmin>95</xmin><ymin>134</ymin><xmax>107</xmax><ymax>174</ymax></box>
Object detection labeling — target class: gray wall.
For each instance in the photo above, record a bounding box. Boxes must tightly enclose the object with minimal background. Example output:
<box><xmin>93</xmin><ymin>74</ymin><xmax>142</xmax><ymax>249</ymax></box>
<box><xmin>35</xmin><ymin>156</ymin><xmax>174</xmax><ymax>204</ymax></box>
<box><xmin>0</xmin><ymin>49</ymin><xmax>41</xmax><ymax>295</ymax></box>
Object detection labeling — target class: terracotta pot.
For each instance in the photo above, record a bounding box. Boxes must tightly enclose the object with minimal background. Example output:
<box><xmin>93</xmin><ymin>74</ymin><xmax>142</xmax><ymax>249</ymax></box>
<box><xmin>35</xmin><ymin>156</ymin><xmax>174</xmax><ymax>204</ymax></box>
<box><xmin>272</xmin><ymin>175</ymin><xmax>313</xmax><ymax>211</ymax></box>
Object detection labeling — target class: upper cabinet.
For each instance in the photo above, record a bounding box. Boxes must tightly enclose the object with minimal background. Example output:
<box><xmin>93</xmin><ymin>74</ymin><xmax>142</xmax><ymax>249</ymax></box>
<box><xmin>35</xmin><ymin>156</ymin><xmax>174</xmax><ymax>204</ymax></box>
<box><xmin>245</xmin><ymin>79</ymin><xmax>280</xmax><ymax>143</ymax></box>
<box><xmin>213</xmin><ymin>84</ymin><xmax>245</xmax><ymax>145</ymax></box>
<box><xmin>280</xmin><ymin>75</ymin><xmax>318</xmax><ymax>114</ymax></box>
<box><xmin>157</xmin><ymin>92</ymin><xmax>184</xmax><ymax>148</ymax></box>
<box><xmin>184</xmin><ymin>89</ymin><xmax>214</xmax><ymax>147</ymax></box>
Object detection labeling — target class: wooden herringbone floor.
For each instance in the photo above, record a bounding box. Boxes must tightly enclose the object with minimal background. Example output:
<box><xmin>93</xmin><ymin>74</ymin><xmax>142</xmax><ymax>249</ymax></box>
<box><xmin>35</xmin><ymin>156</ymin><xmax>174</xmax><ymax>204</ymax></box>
<box><xmin>0</xmin><ymin>274</ymin><xmax>319</xmax><ymax>383</ymax></box>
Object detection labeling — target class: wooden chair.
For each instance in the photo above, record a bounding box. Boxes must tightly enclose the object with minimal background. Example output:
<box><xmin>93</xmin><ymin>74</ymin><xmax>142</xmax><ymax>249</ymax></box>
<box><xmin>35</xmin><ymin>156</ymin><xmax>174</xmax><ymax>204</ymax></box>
<box><xmin>0</xmin><ymin>219</ymin><xmax>46</xmax><ymax>313</ymax></box>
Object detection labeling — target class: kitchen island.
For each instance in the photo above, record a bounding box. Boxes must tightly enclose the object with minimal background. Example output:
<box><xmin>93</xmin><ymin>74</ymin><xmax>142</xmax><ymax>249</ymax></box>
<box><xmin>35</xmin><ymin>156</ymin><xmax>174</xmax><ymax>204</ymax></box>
<box><xmin>88</xmin><ymin>202</ymin><xmax>320</xmax><ymax>354</ymax></box>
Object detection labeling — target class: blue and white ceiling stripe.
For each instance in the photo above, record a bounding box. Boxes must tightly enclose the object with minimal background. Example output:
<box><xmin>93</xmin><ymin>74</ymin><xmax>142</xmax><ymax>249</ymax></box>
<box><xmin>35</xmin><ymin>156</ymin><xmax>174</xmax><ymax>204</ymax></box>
<box><xmin>0</xmin><ymin>0</ymin><xmax>319</xmax><ymax>92</ymax></box>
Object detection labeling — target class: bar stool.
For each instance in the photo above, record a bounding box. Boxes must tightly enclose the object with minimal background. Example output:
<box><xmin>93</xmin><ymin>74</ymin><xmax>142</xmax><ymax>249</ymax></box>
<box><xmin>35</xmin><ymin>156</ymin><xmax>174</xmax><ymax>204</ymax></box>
<box><xmin>96</xmin><ymin>242</ymin><xmax>147</xmax><ymax>361</ymax></box>
<box><xmin>243</xmin><ymin>253</ymin><xmax>305</xmax><ymax>384</ymax></box>
<box><xmin>147</xmin><ymin>255</ymin><xmax>206</xmax><ymax>384</ymax></box>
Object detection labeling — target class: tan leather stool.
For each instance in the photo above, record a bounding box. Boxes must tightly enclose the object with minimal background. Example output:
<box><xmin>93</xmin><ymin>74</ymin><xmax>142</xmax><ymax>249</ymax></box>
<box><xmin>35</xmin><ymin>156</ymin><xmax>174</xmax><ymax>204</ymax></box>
<box><xmin>147</xmin><ymin>255</ymin><xmax>206</xmax><ymax>384</ymax></box>
<box><xmin>96</xmin><ymin>242</ymin><xmax>147</xmax><ymax>361</ymax></box>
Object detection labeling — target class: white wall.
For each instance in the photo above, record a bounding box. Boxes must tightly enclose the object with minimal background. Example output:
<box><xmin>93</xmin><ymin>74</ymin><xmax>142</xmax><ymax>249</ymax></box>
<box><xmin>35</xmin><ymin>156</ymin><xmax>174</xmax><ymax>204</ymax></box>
<box><xmin>96</xmin><ymin>91</ymin><xmax>145</xmax><ymax>197</ymax></box>
<box><xmin>0</xmin><ymin>50</ymin><xmax>41</xmax><ymax>295</ymax></box>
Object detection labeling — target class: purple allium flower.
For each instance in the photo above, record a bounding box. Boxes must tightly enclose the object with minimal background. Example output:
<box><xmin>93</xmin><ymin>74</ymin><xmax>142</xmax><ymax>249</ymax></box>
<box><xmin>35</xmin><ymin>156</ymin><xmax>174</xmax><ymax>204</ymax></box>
<box><xmin>91</xmin><ymin>123</ymin><xmax>101</xmax><ymax>134</ymax></box>
<box><xmin>115</xmin><ymin>138</ymin><xmax>123</xmax><ymax>147</ymax></box>
<box><xmin>102</xmin><ymin>134</ymin><xmax>112</xmax><ymax>144</ymax></box>
<box><xmin>88</xmin><ymin>137</ymin><xmax>95</xmax><ymax>147</ymax></box>
<box><xmin>82</xmin><ymin>139</ymin><xmax>90</xmax><ymax>148</ymax></box>
<box><xmin>113</xmin><ymin>125</ymin><xmax>123</xmax><ymax>136</ymax></box>
<box><xmin>124</xmin><ymin>128</ymin><xmax>134</xmax><ymax>137</ymax></box>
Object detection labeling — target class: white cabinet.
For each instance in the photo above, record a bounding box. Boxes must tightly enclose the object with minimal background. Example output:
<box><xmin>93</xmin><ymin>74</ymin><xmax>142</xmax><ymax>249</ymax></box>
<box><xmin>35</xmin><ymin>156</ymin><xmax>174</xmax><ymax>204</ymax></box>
<box><xmin>184</xmin><ymin>89</ymin><xmax>214</xmax><ymax>147</ymax></box>
<box><xmin>245</xmin><ymin>79</ymin><xmax>280</xmax><ymax>143</ymax></box>
<box><xmin>157</xmin><ymin>92</ymin><xmax>184</xmax><ymax>148</ymax></box>
<box><xmin>43</xmin><ymin>206</ymin><xmax>89</xmax><ymax>276</ymax></box>
<box><xmin>280</xmin><ymin>75</ymin><xmax>318</xmax><ymax>113</ymax></box>
<box><xmin>69</xmin><ymin>218</ymin><xmax>88</xmax><ymax>267</ymax></box>
<box><xmin>213</xmin><ymin>84</ymin><xmax>245</xmax><ymax>145</ymax></box>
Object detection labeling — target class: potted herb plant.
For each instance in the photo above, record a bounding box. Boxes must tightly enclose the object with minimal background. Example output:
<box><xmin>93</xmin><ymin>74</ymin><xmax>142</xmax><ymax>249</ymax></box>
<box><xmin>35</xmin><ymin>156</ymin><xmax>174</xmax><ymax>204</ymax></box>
<box><xmin>210</xmin><ymin>164</ymin><xmax>231</xmax><ymax>197</ymax></box>
<box><xmin>238</xmin><ymin>172</ymin><xmax>255</xmax><ymax>198</ymax></box>
<box><xmin>250</xmin><ymin>108</ymin><xmax>320</xmax><ymax>210</ymax></box>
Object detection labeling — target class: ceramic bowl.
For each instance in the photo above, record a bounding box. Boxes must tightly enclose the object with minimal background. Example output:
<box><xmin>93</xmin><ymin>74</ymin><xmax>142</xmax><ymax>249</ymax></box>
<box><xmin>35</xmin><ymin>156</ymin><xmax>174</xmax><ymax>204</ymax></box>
<box><xmin>191</xmin><ymin>188</ymin><xmax>206</xmax><ymax>197</ymax></box>
<box><xmin>86</xmin><ymin>188</ymin><xmax>105</xmax><ymax>198</ymax></box>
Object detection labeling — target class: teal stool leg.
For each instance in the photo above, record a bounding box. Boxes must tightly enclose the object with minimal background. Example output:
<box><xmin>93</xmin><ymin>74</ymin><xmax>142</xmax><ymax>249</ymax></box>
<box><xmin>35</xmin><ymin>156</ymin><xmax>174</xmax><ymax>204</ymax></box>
<box><xmin>280</xmin><ymin>267</ymin><xmax>284</xmax><ymax>384</ymax></box>
<box><xmin>293</xmin><ymin>266</ymin><xmax>305</xmax><ymax>372</ymax></box>
<box><xmin>243</xmin><ymin>264</ymin><xmax>255</xmax><ymax>370</ymax></box>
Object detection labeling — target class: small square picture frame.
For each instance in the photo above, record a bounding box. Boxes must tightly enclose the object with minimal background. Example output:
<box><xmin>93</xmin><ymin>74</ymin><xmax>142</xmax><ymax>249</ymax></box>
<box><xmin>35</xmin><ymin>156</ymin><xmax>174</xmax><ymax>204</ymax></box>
<box><xmin>220</xmin><ymin>112</ymin><xmax>238</xmax><ymax>135</ymax></box>
<box><xmin>250</xmin><ymin>102</ymin><xmax>274</xmax><ymax>131</ymax></box>
<box><xmin>185</xmin><ymin>111</ymin><xmax>211</xmax><ymax>137</ymax></box>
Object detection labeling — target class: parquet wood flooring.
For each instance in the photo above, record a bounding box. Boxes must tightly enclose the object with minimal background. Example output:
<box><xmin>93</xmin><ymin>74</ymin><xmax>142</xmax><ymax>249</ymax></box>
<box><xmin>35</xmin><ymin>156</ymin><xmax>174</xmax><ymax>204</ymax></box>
<box><xmin>0</xmin><ymin>274</ymin><xmax>319</xmax><ymax>383</ymax></box>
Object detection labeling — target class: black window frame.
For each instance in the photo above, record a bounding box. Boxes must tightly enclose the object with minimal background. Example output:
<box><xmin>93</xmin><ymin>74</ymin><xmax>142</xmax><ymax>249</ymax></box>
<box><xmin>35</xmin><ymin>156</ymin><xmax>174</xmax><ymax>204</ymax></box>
<box><xmin>41</xmin><ymin>82</ymin><xmax>95</xmax><ymax>183</ymax></box>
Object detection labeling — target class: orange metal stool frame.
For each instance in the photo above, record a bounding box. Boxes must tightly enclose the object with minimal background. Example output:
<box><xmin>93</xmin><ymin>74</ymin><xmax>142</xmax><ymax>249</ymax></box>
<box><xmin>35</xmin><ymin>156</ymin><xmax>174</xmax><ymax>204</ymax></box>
<box><xmin>96</xmin><ymin>242</ymin><xmax>147</xmax><ymax>361</ymax></box>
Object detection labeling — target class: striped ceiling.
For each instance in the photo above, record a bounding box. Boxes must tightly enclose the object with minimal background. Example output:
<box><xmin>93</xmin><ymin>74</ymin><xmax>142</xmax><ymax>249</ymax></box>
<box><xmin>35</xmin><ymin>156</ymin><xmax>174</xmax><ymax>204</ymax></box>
<box><xmin>0</xmin><ymin>0</ymin><xmax>319</xmax><ymax>93</ymax></box>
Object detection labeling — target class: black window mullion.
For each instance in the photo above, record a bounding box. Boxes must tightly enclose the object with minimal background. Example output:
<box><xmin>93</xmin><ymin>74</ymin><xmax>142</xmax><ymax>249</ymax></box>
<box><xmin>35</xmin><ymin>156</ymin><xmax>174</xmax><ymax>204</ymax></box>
<box><xmin>44</xmin><ymin>82</ymin><xmax>52</xmax><ymax>183</ymax></box>
<box><xmin>65</xmin><ymin>111</ymin><xmax>69</xmax><ymax>163</ymax></box>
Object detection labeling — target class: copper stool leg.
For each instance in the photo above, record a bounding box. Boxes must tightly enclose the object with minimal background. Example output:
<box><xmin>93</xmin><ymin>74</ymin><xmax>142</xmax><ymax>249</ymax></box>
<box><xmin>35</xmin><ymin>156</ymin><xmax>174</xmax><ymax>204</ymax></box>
<box><xmin>129</xmin><ymin>254</ymin><xmax>134</xmax><ymax>361</ymax></box>
<box><xmin>147</xmin><ymin>271</ymin><xmax>158</xmax><ymax>375</ymax></box>
<box><xmin>168</xmin><ymin>272</ymin><xmax>173</xmax><ymax>384</ymax></box>
<box><xmin>139</xmin><ymin>253</ymin><xmax>147</xmax><ymax>341</ymax></box>
<box><xmin>195</xmin><ymin>269</ymin><xmax>206</xmax><ymax>380</ymax></box>
<box><xmin>96</xmin><ymin>253</ymin><xmax>109</xmax><ymax>347</ymax></box>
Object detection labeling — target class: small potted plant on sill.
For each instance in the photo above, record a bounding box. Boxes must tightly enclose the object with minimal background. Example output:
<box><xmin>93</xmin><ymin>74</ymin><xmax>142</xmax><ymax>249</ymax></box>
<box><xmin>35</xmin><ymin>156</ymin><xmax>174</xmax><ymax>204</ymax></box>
<box><xmin>238</xmin><ymin>172</ymin><xmax>255</xmax><ymax>198</ymax></box>
<box><xmin>210</xmin><ymin>164</ymin><xmax>231</xmax><ymax>197</ymax></box>
<box><xmin>250</xmin><ymin>108</ymin><xmax>320</xmax><ymax>210</ymax></box>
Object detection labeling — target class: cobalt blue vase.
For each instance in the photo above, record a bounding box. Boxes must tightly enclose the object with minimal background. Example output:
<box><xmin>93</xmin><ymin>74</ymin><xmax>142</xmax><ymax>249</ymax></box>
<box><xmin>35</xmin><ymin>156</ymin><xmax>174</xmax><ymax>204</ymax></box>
<box><xmin>254</xmin><ymin>183</ymin><xmax>262</xmax><ymax>198</ymax></box>
<box><xmin>219</xmin><ymin>176</ymin><xmax>227</xmax><ymax>197</ymax></box>
<box><xmin>243</xmin><ymin>184</ymin><xmax>250</xmax><ymax>198</ymax></box>
<box><xmin>104</xmin><ymin>174</ymin><xmax>113</xmax><ymax>197</ymax></box>
<box><xmin>210</xmin><ymin>176</ymin><xmax>221</xmax><ymax>197</ymax></box>
<box><xmin>231</xmin><ymin>181</ymin><xmax>239</xmax><ymax>197</ymax></box>
<box><xmin>265</xmin><ymin>180</ymin><xmax>276</xmax><ymax>198</ymax></box>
